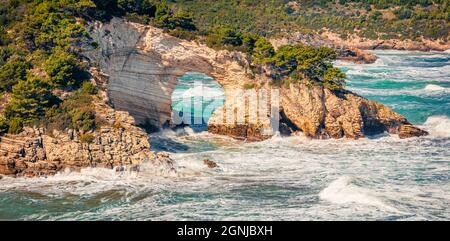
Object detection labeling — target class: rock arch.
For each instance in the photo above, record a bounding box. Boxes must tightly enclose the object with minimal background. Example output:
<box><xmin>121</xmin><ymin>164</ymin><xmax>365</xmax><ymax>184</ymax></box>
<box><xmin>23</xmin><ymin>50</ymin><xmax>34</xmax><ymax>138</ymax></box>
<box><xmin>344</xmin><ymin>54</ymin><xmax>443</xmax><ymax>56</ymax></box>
<box><xmin>85</xmin><ymin>18</ymin><xmax>257</xmax><ymax>130</ymax></box>
<box><xmin>85</xmin><ymin>18</ymin><xmax>427</xmax><ymax>140</ymax></box>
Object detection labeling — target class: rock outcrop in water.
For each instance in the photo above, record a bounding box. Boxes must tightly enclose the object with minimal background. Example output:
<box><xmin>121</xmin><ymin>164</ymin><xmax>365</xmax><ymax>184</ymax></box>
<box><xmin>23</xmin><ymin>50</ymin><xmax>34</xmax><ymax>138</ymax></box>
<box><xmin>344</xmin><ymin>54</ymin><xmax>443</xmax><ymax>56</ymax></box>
<box><xmin>84</xmin><ymin>18</ymin><xmax>426</xmax><ymax>141</ymax></box>
<box><xmin>280</xmin><ymin>84</ymin><xmax>427</xmax><ymax>139</ymax></box>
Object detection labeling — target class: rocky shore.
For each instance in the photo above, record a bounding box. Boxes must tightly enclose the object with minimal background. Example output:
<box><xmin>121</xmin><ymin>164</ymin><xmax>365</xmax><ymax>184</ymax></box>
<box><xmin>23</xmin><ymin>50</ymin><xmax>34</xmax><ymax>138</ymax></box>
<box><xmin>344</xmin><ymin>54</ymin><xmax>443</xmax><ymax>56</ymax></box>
<box><xmin>0</xmin><ymin>18</ymin><xmax>430</xmax><ymax>177</ymax></box>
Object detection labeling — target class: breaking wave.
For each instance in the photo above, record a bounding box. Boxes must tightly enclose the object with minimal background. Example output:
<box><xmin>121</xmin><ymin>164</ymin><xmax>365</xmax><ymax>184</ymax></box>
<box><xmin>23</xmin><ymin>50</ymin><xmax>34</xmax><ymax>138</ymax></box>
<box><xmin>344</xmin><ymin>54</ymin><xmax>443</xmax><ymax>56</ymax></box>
<box><xmin>421</xmin><ymin>116</ymin><xmax>450</xmax><ymax>138</ymax></box>
<box><xmin>319</xmin><ymin>176</ymin><xmax>397</xmax><ymax>212</ymax></box>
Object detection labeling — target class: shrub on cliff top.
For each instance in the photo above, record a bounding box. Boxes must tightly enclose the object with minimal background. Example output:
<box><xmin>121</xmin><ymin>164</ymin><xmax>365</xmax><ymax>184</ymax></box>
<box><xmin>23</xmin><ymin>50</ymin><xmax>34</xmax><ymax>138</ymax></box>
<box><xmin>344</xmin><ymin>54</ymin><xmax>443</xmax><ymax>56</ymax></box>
<box><xmin>80</xmin><ymin>81</ymin><xmax>98</xmax><ymax>95</ymax></box>
<box><xmin>252</xmin><ymin>38</ymin><xmax>275</xmax><ymax>64</ymax></box>
<box><xmin>271</xmin><ymin>44</ymin><xmax>346</xmax><ymax>90</ymax></box>
<box><xmin>42</xmin><ymin>88</ymin><xmax>97</xmax><ymax>132</ymax></box>
<box><xmin>0</xmin><ymin>55</ymin><xmax>30</xmax><ymax>92</ymax></box>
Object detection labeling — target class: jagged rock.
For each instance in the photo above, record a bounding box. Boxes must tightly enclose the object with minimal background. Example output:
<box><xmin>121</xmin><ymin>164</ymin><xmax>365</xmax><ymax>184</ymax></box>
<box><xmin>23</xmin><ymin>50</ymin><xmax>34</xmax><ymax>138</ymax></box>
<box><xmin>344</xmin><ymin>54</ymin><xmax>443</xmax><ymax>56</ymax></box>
<box><xmin>336</xmin><ymin>48</ymin><xmax>378</xmax><ymax>64</ymax></box>
<box><xmin>203</xmin><ymin>159</ymin><xmax>219</xmax><ymax>168</ymax></box>
<box><xmin>281</xmin><ymin>84</ymin><xmax>428</xmax><ymax>139</ymax></box>
<box><xmin>399</xmin><ymin>124</ymin><xmax>429</xmax><ymax>139</ymax></box>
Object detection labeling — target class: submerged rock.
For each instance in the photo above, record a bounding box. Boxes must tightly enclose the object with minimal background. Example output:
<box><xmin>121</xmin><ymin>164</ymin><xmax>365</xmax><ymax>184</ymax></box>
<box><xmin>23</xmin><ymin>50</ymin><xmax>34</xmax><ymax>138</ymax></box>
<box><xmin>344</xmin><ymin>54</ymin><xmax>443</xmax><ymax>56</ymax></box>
<box><xmin>203</xmin><ymin>159</ymin><xmax>219</xmax><ymax>168</ymax></box>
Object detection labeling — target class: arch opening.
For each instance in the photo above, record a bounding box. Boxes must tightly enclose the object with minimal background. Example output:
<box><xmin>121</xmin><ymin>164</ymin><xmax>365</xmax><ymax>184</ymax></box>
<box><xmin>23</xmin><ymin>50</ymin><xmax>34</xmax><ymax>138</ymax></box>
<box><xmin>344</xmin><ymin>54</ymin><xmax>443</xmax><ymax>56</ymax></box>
<box><xmin>170</xmin><ymin>72</ymin><xmax>224</xmax><ymax>132</ymax></box>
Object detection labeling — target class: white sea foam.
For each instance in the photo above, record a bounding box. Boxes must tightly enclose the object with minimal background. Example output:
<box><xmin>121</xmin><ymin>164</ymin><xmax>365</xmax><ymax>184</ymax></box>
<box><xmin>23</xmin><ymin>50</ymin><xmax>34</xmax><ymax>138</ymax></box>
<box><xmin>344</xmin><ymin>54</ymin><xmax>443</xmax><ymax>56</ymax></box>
<box><xmin>173</xmin><ymin>86</ymin><xmax>224</xmax><ymax>100</ymax></box>
<box><xmin>421</xmin><ymin>116</ymin><xmax>450</xmax><ymax>137</ymax></box>
<box><xmin>319</xmin><ymin>176</ymin><xmax>397</xmax><ymax>212</ymax></box>
<box><xmin>424</xmin><ymin>84</ymin><xmax>449</xmax><ymax>92</ymax></box>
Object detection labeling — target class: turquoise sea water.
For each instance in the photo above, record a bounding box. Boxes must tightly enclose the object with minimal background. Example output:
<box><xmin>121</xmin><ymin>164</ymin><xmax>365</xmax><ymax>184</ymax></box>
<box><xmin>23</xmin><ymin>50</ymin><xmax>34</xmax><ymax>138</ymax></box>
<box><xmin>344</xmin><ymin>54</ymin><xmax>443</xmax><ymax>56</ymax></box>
<box><xmin>336</xmin><ymin>50</ymin><xmax>450</xmax><ymax>124</ymax></box>
<box><xmin>0</xmin><ymin>50</ymin><xmax>449</xmax><ymax>220</ymax></box>
<box><xmin>171</xmin><ymin>72</ymin><xmax>224</xmax><ymax>131</ymax></box>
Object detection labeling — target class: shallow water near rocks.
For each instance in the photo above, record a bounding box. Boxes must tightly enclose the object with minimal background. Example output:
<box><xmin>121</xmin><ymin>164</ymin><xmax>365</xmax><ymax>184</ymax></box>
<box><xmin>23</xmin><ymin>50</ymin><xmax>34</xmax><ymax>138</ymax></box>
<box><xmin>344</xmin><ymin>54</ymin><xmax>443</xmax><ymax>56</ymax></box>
<box><xmin>0</xmin><ymin>50</ymin><xmax>449</xmax><ymax>220</ymax></box>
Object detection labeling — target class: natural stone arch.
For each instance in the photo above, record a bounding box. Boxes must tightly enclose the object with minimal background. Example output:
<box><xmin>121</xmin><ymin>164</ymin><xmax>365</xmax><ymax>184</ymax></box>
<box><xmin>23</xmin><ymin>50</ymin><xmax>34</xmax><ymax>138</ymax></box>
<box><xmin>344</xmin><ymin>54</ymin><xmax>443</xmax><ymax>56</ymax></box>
<box><xmin>85</xmin><ymin>18</ymin><xmax>427</xmax><ymax>140</ymax></box>
<box><xmin>85</xmin><ymin>18</ymin><xmax>259</xmax><ymax>130</ymax></box>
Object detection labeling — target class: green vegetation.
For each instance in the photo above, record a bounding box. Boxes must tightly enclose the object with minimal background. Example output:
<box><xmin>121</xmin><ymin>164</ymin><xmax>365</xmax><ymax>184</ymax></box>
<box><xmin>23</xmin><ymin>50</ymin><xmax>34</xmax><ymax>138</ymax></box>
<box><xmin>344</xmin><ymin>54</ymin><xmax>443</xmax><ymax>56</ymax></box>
<box><xmin>80</xmin><ymin>133</ymin><xmax>95</xmax><ymax>143</ymax></box>
<box><xmin>205</xmin><ymin>26</ymin><xmax>345</xmax><ymax>89</ymax></box>
<box><xmin>270</xmin><ymin>44</ymin><xmax>346</xmax><ymax>90</ymax></box>
<box><xmin>5</xmin><ymin>77</ymin><xmax>58</xmax><ymax>124</ymax></box>
<box><xmin>44</xmin><ymin>48</ymin><xmax>88</xmax><ymax>87</ymax></box>
<box><xmin>252</xmin><ymin>38</ymin><xmax>276</xmax><ymax>64</ymax></box>
<box><xmin>0</xmin><ymin>0</ymin><xmax>95</xmax><ymax>135</ymax></box>
<box><xmin>0</xmin><ymin>55</ymin><xmax>30</xmax><ymax>92</ymax></box>
<box><xmin>0</xmin><ymin>116</ymin><xmax>8</xmax><ymax>134</ymax></box>
<box><xmin>170</xmin><ymin>0</ymin><xmax>449</xmax><ymax>40</ymax></box>
<box><xmin>205</xmin><ymin>27</ymin><xmax>275</xmax><ymax>61</ymax></box>
<box><xmin>43</xmin><ymin>87</ymin><xmax>97</xmax><ymax>133</ymax></box>
<box><xmin>7</xmin><ymin>118</ymin><xmax>23</xmax><ymax>134</ymax></box>
<box><xmin>93</xmin><ymin>0</ymin><xmax>197</xmax><ymax>36</ymax></box>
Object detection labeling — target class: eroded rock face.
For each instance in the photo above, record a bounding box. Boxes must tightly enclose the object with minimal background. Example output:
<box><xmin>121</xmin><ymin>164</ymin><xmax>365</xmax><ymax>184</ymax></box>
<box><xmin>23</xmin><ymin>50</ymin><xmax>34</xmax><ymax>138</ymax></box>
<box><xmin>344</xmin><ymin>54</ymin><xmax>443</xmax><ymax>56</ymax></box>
<box><xmin>0</xmin><ymin>113</ymin><xmax>176</xmax><ymax>177</ymax></box>
<box><xmin>0</xmin><ymin>18</ymin><xmax>429</xmax><ymax>176</ymax></box>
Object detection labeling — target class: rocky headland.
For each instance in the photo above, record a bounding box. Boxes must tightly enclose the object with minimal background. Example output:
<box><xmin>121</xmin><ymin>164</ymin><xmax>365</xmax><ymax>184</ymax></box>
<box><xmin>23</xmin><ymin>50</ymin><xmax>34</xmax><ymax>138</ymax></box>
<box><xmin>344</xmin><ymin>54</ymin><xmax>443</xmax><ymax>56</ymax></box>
<box><xmin>0</xmin><ymin>18</ymin><xmax>429</xmax><ymax>177</ymax></box>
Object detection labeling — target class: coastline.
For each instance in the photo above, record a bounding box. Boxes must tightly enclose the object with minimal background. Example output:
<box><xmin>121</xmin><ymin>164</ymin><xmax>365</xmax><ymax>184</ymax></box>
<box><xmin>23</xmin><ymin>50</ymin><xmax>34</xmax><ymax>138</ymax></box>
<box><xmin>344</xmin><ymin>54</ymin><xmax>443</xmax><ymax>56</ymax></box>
<box><xmin>270</xmin><ymin>31</ymin><xmax>449</xmax><ymax>65</ymax></box>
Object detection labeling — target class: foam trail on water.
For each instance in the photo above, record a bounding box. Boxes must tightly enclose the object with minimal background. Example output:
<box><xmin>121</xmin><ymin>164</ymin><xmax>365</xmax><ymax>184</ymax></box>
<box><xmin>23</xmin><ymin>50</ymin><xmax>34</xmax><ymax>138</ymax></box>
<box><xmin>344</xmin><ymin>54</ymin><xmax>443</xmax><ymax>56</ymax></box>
<box><xmin>424</xmin><ymin>84</ymin><xmax>450</xmax><ymax>92</ymax></box>
<box><xmin>421</xmin><ymin>116</ymin><xmax>450</xmax><ymax>137</ymax></box>
<box><xmin>319</xmin><ymin>176</ymin><xmax>398</xmax><ymax>212</ymax></box>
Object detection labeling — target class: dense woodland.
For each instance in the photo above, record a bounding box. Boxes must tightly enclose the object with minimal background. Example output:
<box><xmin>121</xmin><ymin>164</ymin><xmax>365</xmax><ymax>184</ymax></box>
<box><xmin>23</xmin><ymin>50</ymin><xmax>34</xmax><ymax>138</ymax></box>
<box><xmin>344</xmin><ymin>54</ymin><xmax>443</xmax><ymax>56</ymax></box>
<box><xmin>171</xmin><ymin>0</ymin><xmax>449</xmax><ymax>40</ymax></box>
<box><xmin>0</xmin><ymin>0</ymin><xmax>448</xmax><ymax>135</ymax></box>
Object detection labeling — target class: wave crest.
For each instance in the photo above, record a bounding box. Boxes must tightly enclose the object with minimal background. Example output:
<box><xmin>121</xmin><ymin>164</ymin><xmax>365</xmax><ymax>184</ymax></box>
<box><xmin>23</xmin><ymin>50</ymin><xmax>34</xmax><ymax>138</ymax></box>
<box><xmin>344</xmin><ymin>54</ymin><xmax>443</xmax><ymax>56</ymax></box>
<box><xmin>319</xmin><ymin>176</ymin><xmax>396</xmax><ymax>211</ymax></box>
<box><xmin>421</xmin><ymin>116</ymin><xmax>450</xmax><ymax>137</ymax></box>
